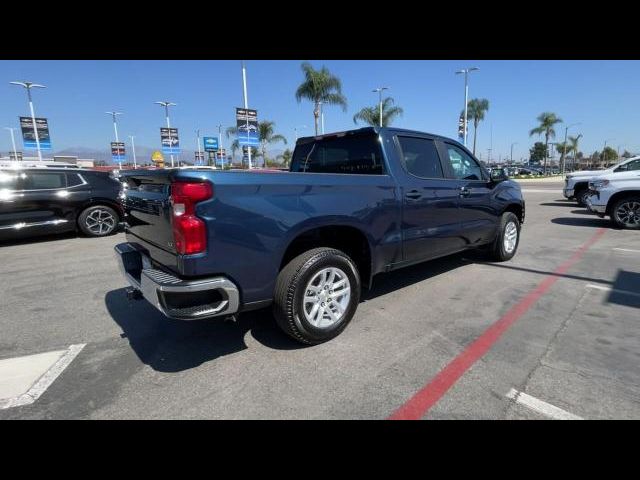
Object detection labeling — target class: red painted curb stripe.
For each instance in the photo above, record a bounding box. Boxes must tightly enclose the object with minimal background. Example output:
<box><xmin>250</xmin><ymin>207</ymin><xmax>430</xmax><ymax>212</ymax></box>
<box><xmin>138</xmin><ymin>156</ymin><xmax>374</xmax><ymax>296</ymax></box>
<box><xmin>388</xmin><ymin>228</ymin><xmax>607</xmax><ymax>420</ymax></box>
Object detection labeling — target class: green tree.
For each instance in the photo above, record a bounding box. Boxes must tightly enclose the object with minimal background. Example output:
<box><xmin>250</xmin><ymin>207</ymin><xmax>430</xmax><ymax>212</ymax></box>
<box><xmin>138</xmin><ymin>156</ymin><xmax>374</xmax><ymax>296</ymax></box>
<box><xmin>568</xmin><ymin>134</ymin><xmax>582</xmax><ymax>170</ymax></box>
<box><xmin>529</xmin><ymin>112</ymin><xmax>563</xmax><ymax>173</ymax></box>
<box><xmin>277</xmin><ymin>148</ymin><xmax>293</xmax><ymax>168</ymax></box>
<box><xmin>295</xmin><ymin>62</ymin><xmax>347</xmax><ymax>135</ymax></box>
<box><xmin>353</xmin><ymin>97</ymin><xmax>403</xmax><ymax>127</ymax></box>
<box><xmin>464</xmin><ymin>98</ymin><xmax>490</xmax><ymax>155</ymax></box>
<box><xmin>622</xmin><ymin>150</ymin><xmax>634</xmax><ymax>158</ymax></box>
<box><xmin>600</xmin><ymin>146</ymin><xmax>617</xmax><ymax>166</ymax></box>
<box><xmin>257</xmin><ymin>120</ymin><xmax>287</xmax><ymax>167</ymax></box>
<box><xmin>529</xmin><ymin>142</ymin><xmax>547</xmax><ymax>163</ymax></box>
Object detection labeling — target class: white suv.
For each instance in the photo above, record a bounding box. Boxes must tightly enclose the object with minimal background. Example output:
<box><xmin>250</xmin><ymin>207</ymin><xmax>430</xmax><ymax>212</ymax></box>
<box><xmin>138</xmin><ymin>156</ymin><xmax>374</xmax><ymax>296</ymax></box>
<box><xmin>563</xmin><ymin>156</ymin><xmax>640</xmax><ymax>206</ymax></box>
<box><xmin>586</xmin><ymin>170</ymin><xmax>640</xmax><ymax>229</ymax></box>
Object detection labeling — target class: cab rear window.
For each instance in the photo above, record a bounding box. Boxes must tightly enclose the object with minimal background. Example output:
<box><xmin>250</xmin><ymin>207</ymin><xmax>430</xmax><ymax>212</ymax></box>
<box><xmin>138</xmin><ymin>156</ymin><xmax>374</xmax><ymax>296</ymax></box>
<box><xmin>291</xmin><ymin>134</ymin><xmax>385</xmax><ymax>174</ymax></box>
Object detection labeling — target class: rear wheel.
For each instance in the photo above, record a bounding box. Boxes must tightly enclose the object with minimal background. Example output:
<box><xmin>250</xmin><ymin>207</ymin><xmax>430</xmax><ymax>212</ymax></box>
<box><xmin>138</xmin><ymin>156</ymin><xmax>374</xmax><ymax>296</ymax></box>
<box><xmin>78</xmin><ymin>205</ymin><xmax>119</xmax><ymax>237</ymax></box>
<box><xmin>485</xmin><ymin>212</ymin><xmax>521</xmax><ymax>262</ymax></box>
<box><xmin>611</xmin><ymin>196</ymin><xmax>640</xmax><ymax>230</ymax></box>
<box><xmin>273</xmin><ymin>247</ymin><xmax>361</xmax><ymax>345</ymax></box>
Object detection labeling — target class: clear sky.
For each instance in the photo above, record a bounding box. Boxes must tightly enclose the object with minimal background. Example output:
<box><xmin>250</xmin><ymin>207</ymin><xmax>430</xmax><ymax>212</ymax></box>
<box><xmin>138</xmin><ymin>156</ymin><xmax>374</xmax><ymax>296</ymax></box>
<box><xmin>1</xmin><ymin>60</ymin><xmax>639</xmax><ymax>161</ymax></box>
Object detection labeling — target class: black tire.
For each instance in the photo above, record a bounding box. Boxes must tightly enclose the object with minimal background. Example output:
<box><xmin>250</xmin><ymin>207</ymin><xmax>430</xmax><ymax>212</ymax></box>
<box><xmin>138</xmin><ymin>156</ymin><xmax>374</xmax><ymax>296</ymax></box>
<box><xmin>77</xmin><ymin>205</ymin><xmax>119</xmax><ymax>237</ymax></box>
<box><xmin>576</xmin><ymin>189</ymin><xmax>590</xmax><ymax>207</ymax></box>
<box><xmin>610</xmin><ymin>196</ymin><xmax>640</xmax><ymax>230</ymax></box>
<box><xmin>273</xmin><ymin>247</ymin><xmax>361</xmax><ymax>345</ymax></box>
<box><xmin>486</xmin><ymin>212</ymin><xmax>521</xmax><ymax>262</ymax></box>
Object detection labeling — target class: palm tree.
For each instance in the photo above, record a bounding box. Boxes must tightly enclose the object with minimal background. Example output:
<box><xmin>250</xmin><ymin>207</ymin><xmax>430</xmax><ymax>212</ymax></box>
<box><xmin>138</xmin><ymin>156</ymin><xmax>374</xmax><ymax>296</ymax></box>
<box><xmin>277</xmin><ymin>148</ymin><xmax>293</xmax><ymax>168</ymax></box>
<box><xmin>257</xmin><ymin>120</ymin><xmax>287</xmax><ymax>167</ymax></box>
<box><xmin>464</xmin><ymin>98</ymin><xmax>489</xmax><ymax>156</ymax></box>
<box><xmin>529</xmin><ymin>112</ymin><xmax>562</xmax><ymax>174</ymax></box>
<box><xmin>567</xmin><ymin>134</ymin><xmax>582</xmax><ymax>170</ymax></box>
<box><xmin>353</xmin><ymin>97</ymin><xmax>403</xmax><ymax>127</ymax></box>
<box><xmin>295</xmin><ymin>62</ymin><xmax>347</xmax><ymax>135</ymax></box>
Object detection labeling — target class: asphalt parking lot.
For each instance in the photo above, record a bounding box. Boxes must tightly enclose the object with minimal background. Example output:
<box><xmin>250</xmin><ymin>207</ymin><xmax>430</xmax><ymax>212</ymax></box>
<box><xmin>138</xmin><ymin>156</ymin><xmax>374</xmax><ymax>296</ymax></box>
<box><xmin>1</xmin><ymin>181</ymin><xmax>639</xmax><ymax>419</ymax></box>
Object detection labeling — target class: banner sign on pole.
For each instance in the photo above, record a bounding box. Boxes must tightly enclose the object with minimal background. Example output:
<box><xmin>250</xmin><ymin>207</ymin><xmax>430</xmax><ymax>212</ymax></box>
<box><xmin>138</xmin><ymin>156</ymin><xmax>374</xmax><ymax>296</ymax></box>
<box><xmin>111</xmin><ymin>142</ymin><xmax>126</xmax><ymax>163</ymax></box>
<box><xmin>203</xmin><ymin>136</ymin><xmax>219</xmax><ymax>152</ymax></box>
<box><xmin>195</xmin><ymin>151</ymin><xmax>205</xmax><ymax>164</ymax></box>
<box><xmin>20</xmin><ymin>117</ymin><xmax>52</xmax><ymax>150</ymax></box>
<box><xmin>215</xmin><ymin>149</ymin><xmax>227</xmax><ymax>166</ymax></box>
<box><xmin>160</xmin><ymin>127</ymin><xmax>180</xmax><ymax>154</ymax></box>
<box><xmin>236</xmin><ymin>108</ymin><xmax>260</xmax><ymax>146</ymax></box>
<box><xmin>457</xmin><ymin>114</ymin><xmax>465</xmax><ymax>142</ymax></box>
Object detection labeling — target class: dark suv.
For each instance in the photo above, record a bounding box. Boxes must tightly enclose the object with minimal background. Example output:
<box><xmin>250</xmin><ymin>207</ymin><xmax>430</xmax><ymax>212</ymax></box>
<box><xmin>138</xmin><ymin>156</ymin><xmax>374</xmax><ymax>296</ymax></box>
<box><xmin>0</xmin><ymin>168</ymin><xmax>123</xmax><ymax>240</ymax></box>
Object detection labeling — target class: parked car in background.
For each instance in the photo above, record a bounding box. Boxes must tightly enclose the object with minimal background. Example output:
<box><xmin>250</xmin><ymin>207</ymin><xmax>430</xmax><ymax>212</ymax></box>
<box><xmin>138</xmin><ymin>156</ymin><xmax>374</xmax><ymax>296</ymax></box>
<box><xmin>564</xmin><ymin>156</ymin><xmax>640</xmax><ymax>206</ymax></box>
<box><xmin>114</xmin><ymin>127</ymin><xmax>525</xmax><ymax>344</ymax></box>
<box><xmin>586</xmin><ymin>170</ymin><xmax>640</xmax><ymax>229</ymax></box>
<box><xmin>0</xmin><ymin>167</ymin><xmax>123</xmax><ymax>241</ymax></box>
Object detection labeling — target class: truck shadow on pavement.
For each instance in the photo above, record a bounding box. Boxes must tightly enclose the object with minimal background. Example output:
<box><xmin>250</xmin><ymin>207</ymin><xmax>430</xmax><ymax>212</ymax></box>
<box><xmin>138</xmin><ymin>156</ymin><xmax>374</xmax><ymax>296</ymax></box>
<box><xmin>105</xmin><ymin>288</ymin><xmax>308</xmax><ymax>373</ymax></box>
<box><xmin>551</xmin><ymin>217</ymin><xmax>613</xmax><ymax>228</ymax></box>
<box><xmin>105</xmin><ymin>253</ymin><xmax>471</xmax><ymax>372</ymax></box>
<box><xmin>539</xmin><ymin>201</ymin><xmax>578</xmax><ymax>207</ymax></box>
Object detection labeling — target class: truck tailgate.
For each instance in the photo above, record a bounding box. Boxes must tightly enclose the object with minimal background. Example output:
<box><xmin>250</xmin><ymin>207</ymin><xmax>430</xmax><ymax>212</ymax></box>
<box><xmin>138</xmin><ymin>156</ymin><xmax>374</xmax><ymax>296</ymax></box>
<box><xmin>121</xmin><ymin>172</ymin><xmax>176</xmax><ymax>255</ymax></box>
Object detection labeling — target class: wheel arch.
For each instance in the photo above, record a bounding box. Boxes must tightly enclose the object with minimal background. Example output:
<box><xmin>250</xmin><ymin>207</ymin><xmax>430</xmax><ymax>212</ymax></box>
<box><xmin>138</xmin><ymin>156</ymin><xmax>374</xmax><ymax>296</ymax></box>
<box><xmin>278</xmin><ymin>222</ymin><xmax>374</xmax><ymax>290</ymax></box>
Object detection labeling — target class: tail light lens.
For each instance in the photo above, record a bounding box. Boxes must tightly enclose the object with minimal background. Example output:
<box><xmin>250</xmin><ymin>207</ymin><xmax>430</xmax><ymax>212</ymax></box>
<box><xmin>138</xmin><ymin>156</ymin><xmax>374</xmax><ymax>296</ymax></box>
<box><xmin>170</xmin><ymin>181</ymin><xmax>213</xmax><ymax>254</ymax></box>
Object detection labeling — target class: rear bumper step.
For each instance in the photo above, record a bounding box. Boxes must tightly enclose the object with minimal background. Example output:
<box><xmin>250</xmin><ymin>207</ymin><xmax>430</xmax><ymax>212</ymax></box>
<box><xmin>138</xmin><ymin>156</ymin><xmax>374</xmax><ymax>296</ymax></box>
<box><xmin>114</xmin><ymin>242</ymin><xmax>240</xmax><ymax>320</ymax></box>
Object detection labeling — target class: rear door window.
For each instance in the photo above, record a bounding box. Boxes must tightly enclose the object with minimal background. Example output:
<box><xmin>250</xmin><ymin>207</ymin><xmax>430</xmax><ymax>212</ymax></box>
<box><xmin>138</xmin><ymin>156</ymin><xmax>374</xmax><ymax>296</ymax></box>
<box><xmin>21</xmin><ymin>172</ymin><xmax>67</xmax><ymax>190</ymax></box>
<box><xmin>291</xmin><ymin>134</ymin><xmax>385</xmax><ymax>174</ymax></box>
<box><xmin>397</xmin><ymin>136</ymin><xmax>444</xmax><ymax>179</ymax></box>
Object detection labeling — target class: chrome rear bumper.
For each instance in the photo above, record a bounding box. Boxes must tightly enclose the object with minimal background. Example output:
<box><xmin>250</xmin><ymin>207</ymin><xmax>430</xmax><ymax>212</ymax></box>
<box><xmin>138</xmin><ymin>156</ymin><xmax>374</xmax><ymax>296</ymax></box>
<box><xmin>114</xmin><ymin>243</ymin><xmax>240</xmax><ymax>320</ymax></box>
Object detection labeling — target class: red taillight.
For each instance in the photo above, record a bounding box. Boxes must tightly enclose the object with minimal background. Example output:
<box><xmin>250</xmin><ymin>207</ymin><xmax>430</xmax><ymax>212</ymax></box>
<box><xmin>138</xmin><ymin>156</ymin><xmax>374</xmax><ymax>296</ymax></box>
<box><xmin>170</xmin><ymin>181</ymin><xmax>213</xmax><ymax>255</ymax></box>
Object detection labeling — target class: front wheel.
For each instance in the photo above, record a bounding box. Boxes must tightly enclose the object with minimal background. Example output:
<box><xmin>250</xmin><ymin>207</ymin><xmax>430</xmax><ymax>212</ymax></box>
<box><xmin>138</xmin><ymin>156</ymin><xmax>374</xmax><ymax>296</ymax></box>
<box><xmin>486</xmin><ymin>212</ymin><xmax>521</xmax><ymax>262</ymax></box>
<box><xmin>576</xmin><ymin>189</ymin><xmax>590</xmax><ymax>207</ymax></box>
<box><xmin>611</xmin><ymin>196</ymin><xmax>640</xmax><ymax>230</ymax></box>
<box><xmin>273</xmin><ymin>248</ymin><xmax>361</xmax><ymax>345</ymax></box>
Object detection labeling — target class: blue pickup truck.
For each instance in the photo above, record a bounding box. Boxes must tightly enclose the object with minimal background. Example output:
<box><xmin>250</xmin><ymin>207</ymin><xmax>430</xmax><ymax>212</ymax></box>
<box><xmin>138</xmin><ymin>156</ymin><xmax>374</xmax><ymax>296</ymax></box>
<box><xmin>115</xmin><ymin>127</ymin><xmax>525</xmax><ymax>344</ymax></box>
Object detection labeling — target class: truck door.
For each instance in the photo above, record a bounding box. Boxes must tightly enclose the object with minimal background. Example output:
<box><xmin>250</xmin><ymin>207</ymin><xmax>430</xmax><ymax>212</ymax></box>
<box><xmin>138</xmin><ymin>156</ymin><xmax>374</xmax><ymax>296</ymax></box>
<box><xmin>437</xmin><ymin>141</ymin><xmax>498</xmax><ymax>247</ymax></box>
<box><xmin>396</xmin><ymin>135</ymin><xmax>465</xmax><ymax>263</ymax></box>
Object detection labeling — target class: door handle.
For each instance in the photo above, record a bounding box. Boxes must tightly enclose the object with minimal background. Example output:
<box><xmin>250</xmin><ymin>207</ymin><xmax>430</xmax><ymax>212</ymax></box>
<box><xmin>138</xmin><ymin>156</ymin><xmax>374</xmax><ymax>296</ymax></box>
<box><xmin>459</xmin><ymin>186</ymin><xmax>471</xmax><ymax>197</ymax></box>
<box><xmin>405</xmin><ymin>190</ymin><xmax>422</xmax><ymax>200</ymax></box>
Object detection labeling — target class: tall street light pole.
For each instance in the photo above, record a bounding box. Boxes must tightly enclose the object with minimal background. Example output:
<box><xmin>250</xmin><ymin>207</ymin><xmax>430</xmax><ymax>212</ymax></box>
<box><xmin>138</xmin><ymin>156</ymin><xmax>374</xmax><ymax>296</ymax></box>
<box><xmin>10</xmin><ymin>81</ymin><xmax>46</xmax><ymax>161</ymax></box>
<box><xmin>128</xmin><ymin>135</ymin><xmax>137</xmax><ymax>169</ymax></box>
<box><xmin>372</xmin><ymin>87</ymin><xmax>389</xmax><ymax>127</ymax></box>
<box><xmin>510</xmin><ymin>142</ymin><xmax>518</xmax><ymax>163</ymax></box>
<box><xmin>155</xmin><ymin>101</ymin><xmax>177</xmax><ymax>168</ymax></box>
<box><xmin>561</xmin><ymin>122</ymin><xmax>581</xmax><ymax>175</ymax></box>
<box><xmin>195</xmin><ymin>129</ymin><xmax>202</xmax><ymax>166</ymax></box>
<box><xmin>217</xmin><ymin>124</ymin><xmax>224</xmax><ymax>169</ymax></box>
<box><xmin>4</xmin><ymin>127</ymin><xmax>19</xmax><ymax>161</ymax></box>
<box><xmin>241</xmin><ymin>61</ymin><xmax>252</xmax><ymax>169</ymax></box>
<box><xmin>105</xmin><ymin>111</ymin><xmax>123</xmax><ymax>169</ymax></box>
<box><xmin>455</xmin><ymin>67</ymin><xmax>479</xmax><ymax>148</ymax></box>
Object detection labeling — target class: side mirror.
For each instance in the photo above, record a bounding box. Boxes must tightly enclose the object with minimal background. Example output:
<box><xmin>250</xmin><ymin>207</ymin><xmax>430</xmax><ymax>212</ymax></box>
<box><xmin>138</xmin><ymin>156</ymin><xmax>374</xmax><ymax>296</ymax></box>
<box><xmin>490</xmin><ymin>167</ymin><xmax>508</xmax><ymax>183</ymax></box>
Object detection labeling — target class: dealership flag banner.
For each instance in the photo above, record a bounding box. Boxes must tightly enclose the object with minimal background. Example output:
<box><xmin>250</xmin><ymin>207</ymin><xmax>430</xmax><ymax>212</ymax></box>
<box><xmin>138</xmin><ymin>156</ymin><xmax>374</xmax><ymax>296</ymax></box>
<box><xmin>203</xmin><ymin>136</ymin><xmax>219</xmax><ymax>152</ymax></box>
<box><xmin>111</xmin><ymin>142</ymin><xmax>126</xmax><ymax>163</ymax></box>
<box><xmin>236</xmin><ymin>108</ymin><xmax>260</xmax><ymax>147</ymax></box>
<box><xmin>20</xmin><ymin>117</ymin><xmax>52</xmax><ymax>150</ymax></box>
<box><xmin>160</xmin><ymin>127</ymin><xmax>180</xmax><ymax>154</ymax></box>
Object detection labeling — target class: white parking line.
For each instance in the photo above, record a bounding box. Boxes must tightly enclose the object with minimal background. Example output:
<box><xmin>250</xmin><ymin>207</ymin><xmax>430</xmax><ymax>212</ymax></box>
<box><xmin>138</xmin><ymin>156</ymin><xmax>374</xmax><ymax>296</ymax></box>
<box><xmin>585</xmin><ymin>284</ymin><xmax>640</xmax><ymax>298</ymax></box>
<box><xmin>506</xmin><ymin>388</ymin><xmax>583</xmax><ymax>420</ymax></box>
<box><xmin>0</xmin><ymin>344</ymin><xmax>86</xmax><ymax>410</ymax></box>
<box><xmin>613</xmin><ymin>248</ymin><xmax>640</xmax><ymax>254</ymax></box>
